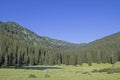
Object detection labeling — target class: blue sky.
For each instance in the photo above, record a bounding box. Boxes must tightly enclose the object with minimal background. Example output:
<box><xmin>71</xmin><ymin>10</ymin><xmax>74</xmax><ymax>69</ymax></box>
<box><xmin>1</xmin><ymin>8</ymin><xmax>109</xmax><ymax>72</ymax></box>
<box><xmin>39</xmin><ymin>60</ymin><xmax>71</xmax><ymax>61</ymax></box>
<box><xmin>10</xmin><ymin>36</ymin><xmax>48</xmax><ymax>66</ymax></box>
<box><xmin>0</xmin><ymin>0</ymin><xmax>120</xmax><ymax>43</ymax></box>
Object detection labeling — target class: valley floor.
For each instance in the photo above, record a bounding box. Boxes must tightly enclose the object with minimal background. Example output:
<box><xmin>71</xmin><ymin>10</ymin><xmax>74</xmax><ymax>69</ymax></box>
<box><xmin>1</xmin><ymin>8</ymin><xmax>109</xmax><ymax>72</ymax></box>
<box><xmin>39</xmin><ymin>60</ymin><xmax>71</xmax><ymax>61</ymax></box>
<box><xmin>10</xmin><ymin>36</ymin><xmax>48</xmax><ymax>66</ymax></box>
<box><xmin>0</xmin><ymin>62</ymin><xmax>120</xmax><ymax>80</ymax></box>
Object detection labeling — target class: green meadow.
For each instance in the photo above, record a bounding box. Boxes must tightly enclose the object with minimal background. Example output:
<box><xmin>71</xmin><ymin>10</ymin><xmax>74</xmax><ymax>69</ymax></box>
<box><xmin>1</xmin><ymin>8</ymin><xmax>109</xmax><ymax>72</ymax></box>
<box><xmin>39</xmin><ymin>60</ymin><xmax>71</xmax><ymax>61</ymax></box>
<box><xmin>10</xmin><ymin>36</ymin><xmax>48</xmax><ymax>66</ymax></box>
<box><xmin>0</xmin><ymin>62</ymin><xmax>120</xmax><ymax>80</ymax></box>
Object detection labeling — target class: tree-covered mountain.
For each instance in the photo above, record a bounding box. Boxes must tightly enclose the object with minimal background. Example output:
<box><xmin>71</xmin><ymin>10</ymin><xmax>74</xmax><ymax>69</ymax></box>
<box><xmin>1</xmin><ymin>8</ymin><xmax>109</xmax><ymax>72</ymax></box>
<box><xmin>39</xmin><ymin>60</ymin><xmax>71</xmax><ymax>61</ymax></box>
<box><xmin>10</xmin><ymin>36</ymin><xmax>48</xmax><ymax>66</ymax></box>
<box><xmin>69</xmin><ymin>32</ymin><xmax>120</xmax><ymax>65</ymax></box>
<box><xmin>0</xmin><ymin>21</ymin><xmax>120</xmax><ymax>67</ymax></box>
<box><xmin>0</xmin><ymin>21</ymin><xmax>78</xmax><ymax>49</ymax></box>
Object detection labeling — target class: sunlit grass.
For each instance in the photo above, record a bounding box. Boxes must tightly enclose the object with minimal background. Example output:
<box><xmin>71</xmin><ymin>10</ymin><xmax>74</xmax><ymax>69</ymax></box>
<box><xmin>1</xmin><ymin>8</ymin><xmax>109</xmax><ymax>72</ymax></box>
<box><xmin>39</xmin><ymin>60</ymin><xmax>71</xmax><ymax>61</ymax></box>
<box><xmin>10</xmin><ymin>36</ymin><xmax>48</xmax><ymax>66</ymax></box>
<box><xmin>0</xmin><ymin>62</ymin><xmax>120</xmax><ymax>80</ymax></box>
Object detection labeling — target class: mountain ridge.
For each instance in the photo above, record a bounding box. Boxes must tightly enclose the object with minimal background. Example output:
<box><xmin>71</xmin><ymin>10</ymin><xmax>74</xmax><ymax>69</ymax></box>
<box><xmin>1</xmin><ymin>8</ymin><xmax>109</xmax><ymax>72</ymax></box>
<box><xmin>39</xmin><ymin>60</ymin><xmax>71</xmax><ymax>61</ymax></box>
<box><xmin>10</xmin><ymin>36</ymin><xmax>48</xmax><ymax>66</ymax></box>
<box><xmin>0</xmin><ymin>21</ymin><xmax>79</xmax><ymax>49</ymax></box>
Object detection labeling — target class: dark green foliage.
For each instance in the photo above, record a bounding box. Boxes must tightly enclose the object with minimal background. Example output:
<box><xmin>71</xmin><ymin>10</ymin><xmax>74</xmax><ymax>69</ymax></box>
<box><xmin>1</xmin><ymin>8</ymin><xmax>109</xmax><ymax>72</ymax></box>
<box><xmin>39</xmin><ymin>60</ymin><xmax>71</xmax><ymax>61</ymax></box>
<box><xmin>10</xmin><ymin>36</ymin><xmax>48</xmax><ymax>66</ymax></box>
<box><xmin>0</xmin><ymin>21</ymin><xmax>120</xmax><ymax>66</ymax></box>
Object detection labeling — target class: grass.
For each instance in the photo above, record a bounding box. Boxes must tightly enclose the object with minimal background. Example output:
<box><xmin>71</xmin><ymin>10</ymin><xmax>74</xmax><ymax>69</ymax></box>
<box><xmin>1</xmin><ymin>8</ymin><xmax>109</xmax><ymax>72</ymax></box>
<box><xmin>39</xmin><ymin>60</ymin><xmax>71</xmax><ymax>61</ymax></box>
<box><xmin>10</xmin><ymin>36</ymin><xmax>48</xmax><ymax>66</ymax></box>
<box><xmin>0</xmin><ymin>62</ymin><xmax>120</xmax><ymax>80</ymax></box>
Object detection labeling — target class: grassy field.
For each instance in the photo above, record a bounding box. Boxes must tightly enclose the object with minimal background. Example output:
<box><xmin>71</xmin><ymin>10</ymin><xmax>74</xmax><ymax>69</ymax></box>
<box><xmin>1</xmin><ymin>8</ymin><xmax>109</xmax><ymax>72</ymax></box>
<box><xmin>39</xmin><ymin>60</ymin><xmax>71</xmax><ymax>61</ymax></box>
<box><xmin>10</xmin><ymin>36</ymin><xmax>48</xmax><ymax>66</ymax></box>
<box><xmin>0</xmin><ymin>62</ymin><xmax>120</xmax><ymax>80</ymax></box>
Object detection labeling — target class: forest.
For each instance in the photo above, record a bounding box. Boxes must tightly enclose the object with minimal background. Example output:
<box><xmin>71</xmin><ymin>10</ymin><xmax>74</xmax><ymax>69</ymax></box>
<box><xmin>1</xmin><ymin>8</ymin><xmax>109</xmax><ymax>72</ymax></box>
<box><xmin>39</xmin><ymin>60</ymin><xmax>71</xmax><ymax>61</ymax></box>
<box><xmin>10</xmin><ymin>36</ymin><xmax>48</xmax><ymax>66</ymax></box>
<box><xmin>0</xmin><ymin>21</ymin><xmax>120</xmax><ymax>67</ymax></box>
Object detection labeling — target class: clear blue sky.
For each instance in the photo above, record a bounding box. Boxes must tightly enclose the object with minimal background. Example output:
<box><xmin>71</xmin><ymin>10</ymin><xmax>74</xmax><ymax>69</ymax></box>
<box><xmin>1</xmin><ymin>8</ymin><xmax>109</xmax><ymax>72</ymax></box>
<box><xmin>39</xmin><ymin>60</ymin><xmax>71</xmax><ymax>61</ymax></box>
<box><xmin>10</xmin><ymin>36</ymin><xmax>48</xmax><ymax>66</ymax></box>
<box><xmin>0</xmin><ymin>0</ymin><xmax>120</xmax><ymax>43</ymax></box>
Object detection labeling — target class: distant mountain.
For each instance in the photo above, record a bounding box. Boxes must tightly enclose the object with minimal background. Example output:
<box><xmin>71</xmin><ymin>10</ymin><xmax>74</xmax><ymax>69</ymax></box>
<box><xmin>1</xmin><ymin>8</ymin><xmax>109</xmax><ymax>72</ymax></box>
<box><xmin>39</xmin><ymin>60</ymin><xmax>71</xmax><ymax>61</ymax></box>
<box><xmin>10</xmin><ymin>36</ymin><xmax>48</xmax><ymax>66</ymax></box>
<box><xmin>0</xmin><ymin>21</ymin><xmax>79</xmax><ymax>49</ymax></box>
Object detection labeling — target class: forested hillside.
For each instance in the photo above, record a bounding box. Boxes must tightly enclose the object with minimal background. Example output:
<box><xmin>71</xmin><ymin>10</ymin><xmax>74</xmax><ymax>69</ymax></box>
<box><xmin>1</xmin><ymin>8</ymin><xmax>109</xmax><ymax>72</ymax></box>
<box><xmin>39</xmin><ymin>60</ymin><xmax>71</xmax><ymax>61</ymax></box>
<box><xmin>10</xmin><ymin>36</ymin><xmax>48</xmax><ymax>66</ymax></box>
<box><xmin>0</xmin><ymin>21</ymin><xmax>120</xmax><ymax>67</ymax></box>
<box><xmin>66</xmin><ymin>32</ymin><xmax>120</xmax><ymax>66</ymax></box>
<box><xmin>0</xmin><ymin>21</ymin><xmax>78</xmax><ymax>49</ymax></box>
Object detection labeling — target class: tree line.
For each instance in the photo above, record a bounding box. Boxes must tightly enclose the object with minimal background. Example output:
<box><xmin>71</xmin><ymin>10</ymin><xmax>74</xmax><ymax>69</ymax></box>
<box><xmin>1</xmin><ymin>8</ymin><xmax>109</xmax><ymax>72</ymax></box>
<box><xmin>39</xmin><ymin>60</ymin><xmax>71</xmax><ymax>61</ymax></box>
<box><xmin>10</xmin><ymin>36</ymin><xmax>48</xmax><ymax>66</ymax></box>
<box><xmin>0</xmin><ymin>21</ymin><xmax>120</xmax><ymax>67</ymax></box>
<box><xmin>0</xmin><ymin>30</ymin><xmax>120</xmax><ymax>67</ymax></box>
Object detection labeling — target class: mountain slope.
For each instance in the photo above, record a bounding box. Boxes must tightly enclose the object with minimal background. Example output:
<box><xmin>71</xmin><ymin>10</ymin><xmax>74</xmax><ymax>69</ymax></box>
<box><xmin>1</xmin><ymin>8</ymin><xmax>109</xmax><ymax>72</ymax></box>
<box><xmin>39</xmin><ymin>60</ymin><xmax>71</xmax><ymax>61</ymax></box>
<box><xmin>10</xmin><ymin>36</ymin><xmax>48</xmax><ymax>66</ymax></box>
<box><xmin>0</xmin><ymin>21</ymin><xmax>120</xmax><ymax>66</ymax></box>
<box><xmin>0</xmin><ymin>21</ymin><xmax>78</xmax><ymax>49</ymax></box>
<box><xmin>78</xmin><ymin>32</ymin><xmax>120</xmax><ymax>64</ymax></box>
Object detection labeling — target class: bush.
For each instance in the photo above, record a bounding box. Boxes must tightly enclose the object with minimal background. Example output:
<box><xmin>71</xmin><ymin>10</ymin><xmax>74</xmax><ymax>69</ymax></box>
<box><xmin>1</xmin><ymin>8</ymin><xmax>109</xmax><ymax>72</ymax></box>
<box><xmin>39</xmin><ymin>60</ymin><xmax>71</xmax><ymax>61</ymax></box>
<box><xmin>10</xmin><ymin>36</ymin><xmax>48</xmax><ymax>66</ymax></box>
<box><xmin>92</xmin><ymin>67</ymin><xmax>120</xmax><ymax>74</ymax></box>
<box><xmin>45</xmin><ymin>74</ymin><xmax>50</xmax><ymax>78</ymax></box>
<box><xmin>92</xmin><ymin>69</ymin><xmax>99</xmax><ymax>73</ymax></box>
<box><xmin>29</xmin><ymin>74</ymin><xmax>36</xmax><ymax>78</ymax></box>
<box><xmin>99</xmin><ymin>68</ymin><xmax>110</xmax><ymax>72</ymax></box>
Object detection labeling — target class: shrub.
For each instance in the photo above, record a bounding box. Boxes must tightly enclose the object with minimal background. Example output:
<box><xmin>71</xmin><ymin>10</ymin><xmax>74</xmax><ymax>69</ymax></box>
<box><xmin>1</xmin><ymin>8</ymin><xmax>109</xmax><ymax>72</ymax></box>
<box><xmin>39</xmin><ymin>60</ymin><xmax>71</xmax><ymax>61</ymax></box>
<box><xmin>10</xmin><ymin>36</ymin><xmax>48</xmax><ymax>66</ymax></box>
<box><xmin>45</xmin><ymin>74</ymin><xmax>50</xmax><ymax>78</ymax></box>
<box><xmin>29</xmin><ymin>74</ymin><xmax>36</xmax><ymax>78</ymax></box>
<box><xmin>92</xmin><ymin>69</ymin><xmax>99</xmax><ymax>73</ymax></box>
<box><xmin>92</xmin><ymin>67</ymin><xmax>120</xmax><ymax>74</ymax></box>
<box><xmin>99</xmin><ymin>68</ymin><xmax>110</xmax><ymax>72</ymax></box>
